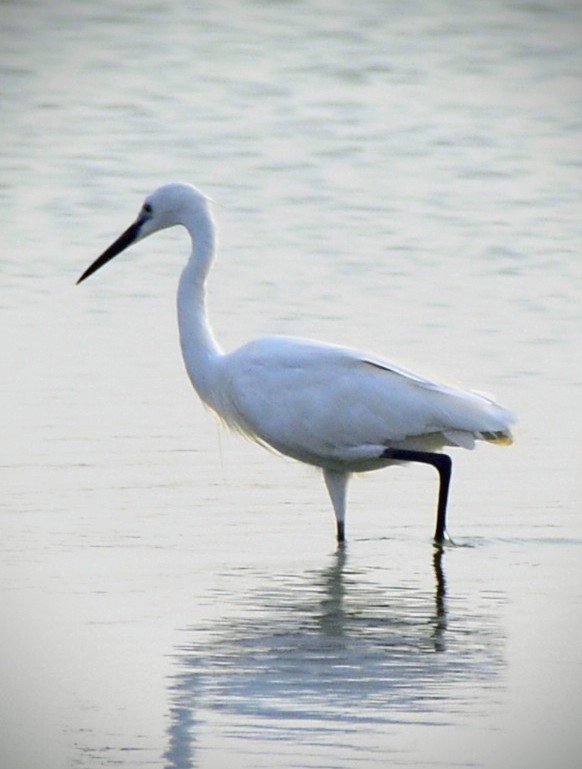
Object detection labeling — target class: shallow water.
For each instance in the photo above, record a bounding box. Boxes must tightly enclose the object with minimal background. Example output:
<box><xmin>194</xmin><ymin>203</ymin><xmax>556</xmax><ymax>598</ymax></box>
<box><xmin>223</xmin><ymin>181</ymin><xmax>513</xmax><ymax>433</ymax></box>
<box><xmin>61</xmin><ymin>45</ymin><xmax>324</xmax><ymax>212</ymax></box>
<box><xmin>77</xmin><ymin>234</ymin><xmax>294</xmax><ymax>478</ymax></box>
<box><xmin>2</xmin><ymin>1</ymin><xmax>582</xmax><ymax>767</ymax></box>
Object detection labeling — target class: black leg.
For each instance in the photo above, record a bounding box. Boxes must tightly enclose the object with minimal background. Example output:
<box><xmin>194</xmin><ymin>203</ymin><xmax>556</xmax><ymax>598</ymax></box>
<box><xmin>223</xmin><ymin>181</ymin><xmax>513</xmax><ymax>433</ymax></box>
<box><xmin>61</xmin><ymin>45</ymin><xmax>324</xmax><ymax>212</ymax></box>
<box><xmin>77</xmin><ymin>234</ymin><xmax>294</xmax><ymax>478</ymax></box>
<box><xmin>381</xmin><ymin>449</ymin><xmax>453</xmax><ymax>544</ymax></box>
<box><xmin>336</xmin><ymin>519</ymin><xmax>345</xmax><ymax>543</ymax></box>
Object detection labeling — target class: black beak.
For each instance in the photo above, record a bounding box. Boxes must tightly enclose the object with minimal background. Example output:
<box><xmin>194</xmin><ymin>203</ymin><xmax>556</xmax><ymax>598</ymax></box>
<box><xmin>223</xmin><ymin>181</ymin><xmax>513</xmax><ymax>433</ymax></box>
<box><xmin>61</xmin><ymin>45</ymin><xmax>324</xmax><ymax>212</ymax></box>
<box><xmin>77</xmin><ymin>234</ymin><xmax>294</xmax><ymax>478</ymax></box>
<box><xmin>77</xmin><ymin>217</ymin><xmax>144</xmax><ymax>285</ymax></box>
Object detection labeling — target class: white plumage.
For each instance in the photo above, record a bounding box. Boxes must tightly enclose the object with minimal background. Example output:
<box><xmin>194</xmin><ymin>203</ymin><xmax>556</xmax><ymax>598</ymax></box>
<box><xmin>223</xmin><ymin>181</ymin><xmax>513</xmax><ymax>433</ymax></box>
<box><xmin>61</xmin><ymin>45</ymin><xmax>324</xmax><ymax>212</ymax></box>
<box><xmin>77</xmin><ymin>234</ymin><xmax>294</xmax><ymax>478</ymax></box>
<box><xmin>218</xmin><ymin>336</ymin><xmax>510</xmax><ymax>461</ymax></box>
<box><xmin>78</xmin><ymin>183</ymin><xmax>514</xmax><ymax>543</ymax></box>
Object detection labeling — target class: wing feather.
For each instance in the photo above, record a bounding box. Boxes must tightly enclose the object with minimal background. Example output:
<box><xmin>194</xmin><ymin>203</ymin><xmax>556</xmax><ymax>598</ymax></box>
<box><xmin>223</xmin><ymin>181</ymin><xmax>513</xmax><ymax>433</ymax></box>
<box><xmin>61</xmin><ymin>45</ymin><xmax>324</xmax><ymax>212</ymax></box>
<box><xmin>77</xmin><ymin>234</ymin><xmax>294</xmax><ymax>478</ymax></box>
<box><xmin>218</xmin><ymin>336</ymin><xmax>514</xmax><ymax>463</ymax></box>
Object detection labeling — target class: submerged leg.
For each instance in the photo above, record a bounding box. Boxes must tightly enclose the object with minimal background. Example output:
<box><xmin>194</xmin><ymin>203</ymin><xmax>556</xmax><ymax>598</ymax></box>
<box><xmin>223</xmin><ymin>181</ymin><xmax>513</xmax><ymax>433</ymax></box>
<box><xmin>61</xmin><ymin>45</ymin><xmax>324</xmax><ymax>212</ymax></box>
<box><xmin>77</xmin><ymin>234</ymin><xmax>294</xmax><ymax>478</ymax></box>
<box><xmin>381</xmin><ymin>449</ymin><xmax>453</xmax><ymax>544</ymax></box>
<box><xmin>323</xmin><ymin>469</ymin><xmax>350</xmax><ymax>543</ymax></box>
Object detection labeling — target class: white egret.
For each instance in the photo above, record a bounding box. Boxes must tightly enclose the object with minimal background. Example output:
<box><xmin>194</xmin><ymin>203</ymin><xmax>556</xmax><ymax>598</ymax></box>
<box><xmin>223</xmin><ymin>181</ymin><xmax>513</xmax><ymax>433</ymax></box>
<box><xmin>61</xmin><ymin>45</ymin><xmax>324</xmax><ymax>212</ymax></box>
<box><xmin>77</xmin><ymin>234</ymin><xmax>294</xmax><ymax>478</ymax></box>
<box><xmin>78</xmin><ymin>183</ymin><xmax>514</xmax><ymax>544</ymax></box>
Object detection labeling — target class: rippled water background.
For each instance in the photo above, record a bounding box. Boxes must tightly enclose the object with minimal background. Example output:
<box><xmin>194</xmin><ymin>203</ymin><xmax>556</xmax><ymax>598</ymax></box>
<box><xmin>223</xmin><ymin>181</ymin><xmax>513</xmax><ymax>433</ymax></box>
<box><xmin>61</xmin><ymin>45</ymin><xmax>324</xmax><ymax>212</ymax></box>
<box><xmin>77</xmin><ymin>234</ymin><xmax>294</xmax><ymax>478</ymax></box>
<box><xmin>2</xmin><ymin>1</ymin><xmax>581</xmax><ymax>767</ymax></box>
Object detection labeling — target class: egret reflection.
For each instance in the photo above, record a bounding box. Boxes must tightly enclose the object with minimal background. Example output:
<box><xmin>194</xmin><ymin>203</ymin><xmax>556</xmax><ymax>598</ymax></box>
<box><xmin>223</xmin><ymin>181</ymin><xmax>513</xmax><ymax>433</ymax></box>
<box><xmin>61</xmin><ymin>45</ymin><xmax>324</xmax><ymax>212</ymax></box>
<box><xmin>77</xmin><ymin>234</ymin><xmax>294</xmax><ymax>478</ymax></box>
<box><xmin>163</xmin><ymin>547</ymin><xmax>503</xmax><ymax>769</ymax></box>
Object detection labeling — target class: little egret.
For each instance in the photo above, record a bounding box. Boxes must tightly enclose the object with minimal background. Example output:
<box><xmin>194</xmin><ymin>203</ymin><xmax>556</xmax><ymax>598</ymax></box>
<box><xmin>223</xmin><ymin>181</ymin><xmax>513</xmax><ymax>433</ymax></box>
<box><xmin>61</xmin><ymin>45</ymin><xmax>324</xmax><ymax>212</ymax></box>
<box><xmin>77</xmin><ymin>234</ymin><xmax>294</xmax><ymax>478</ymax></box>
<box><xmin>78</xmin><ymin>183</ymin><xmax>514</xmax><ymax>544</ymax></box>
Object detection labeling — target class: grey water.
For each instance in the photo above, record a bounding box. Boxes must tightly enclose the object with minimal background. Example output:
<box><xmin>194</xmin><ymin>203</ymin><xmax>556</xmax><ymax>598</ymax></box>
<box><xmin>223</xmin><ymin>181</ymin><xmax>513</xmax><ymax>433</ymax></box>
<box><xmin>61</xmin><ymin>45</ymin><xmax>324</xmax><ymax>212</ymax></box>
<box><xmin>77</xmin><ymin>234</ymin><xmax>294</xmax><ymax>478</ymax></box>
<box><xmin>2</xmin><ymin>1</ymin><xmax>581</xmax><ymax>767</ymax></box>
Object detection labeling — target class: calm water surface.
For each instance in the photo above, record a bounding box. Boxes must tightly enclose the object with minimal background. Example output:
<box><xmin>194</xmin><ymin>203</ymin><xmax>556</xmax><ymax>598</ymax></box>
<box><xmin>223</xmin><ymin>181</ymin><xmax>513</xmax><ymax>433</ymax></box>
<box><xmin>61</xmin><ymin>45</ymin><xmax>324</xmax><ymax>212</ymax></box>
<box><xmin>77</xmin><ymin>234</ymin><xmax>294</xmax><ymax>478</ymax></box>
<box><xmin>2</xmin><ymin>1</ymin><xmax>581</xmax><ymax>767</ymax></box>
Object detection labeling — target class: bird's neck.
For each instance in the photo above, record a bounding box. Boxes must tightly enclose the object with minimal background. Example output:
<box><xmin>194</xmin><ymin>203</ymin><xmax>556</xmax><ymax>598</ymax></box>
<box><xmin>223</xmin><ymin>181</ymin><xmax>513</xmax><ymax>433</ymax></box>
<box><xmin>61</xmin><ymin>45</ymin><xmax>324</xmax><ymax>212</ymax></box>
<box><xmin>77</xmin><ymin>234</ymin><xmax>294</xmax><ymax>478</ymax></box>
<box><xmin>177</xmin><ymin>214</ymin><xmax>223</xmax><ymax>409</ymax></box>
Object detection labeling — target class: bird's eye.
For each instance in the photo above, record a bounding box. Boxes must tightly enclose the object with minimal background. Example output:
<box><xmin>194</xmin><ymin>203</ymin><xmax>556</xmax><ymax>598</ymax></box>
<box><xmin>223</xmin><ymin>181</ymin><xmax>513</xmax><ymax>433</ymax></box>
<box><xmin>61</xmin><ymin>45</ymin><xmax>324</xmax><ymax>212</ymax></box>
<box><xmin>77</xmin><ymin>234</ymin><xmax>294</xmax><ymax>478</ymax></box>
<box><xmin>143</xmin><ymin>203</ymin><xmax>153</xmax><ymax>215</ymax></box>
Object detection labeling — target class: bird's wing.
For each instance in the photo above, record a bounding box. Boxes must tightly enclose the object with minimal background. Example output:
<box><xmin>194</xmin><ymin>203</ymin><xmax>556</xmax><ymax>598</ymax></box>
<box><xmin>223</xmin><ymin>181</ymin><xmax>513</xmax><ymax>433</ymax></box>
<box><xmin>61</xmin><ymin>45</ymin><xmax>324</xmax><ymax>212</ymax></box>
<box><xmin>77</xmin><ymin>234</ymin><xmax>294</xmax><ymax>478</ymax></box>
<box><xmin>218</xmin><ymin>336</ymin><xmax>513</xmax><ymax>462</ymax></box>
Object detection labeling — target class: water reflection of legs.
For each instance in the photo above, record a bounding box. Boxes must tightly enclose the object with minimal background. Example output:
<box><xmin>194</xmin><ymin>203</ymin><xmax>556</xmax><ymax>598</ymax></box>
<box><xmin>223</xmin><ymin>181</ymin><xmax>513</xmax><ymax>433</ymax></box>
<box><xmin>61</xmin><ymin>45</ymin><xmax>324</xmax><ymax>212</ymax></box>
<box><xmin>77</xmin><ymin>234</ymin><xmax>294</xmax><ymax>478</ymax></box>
<box><xmin>432</xmin><ymin>547</ymin><xmax>447</xmax><ymax>652</ymax></box>
<box><xmin>163</xmin><ymin>547</ymin><xmax>453</xmax><ymax>769</ymax></box>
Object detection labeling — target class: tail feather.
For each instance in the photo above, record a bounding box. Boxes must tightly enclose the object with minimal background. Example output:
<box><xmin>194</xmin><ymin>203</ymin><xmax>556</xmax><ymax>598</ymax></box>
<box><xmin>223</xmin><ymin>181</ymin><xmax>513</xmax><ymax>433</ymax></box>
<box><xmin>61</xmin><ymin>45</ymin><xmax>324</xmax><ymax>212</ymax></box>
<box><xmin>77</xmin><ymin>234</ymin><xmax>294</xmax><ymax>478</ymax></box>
<box><xmin>479</xmin><ymin>430</ymin><xmax>513</xmax><ymax>446</ymax></box>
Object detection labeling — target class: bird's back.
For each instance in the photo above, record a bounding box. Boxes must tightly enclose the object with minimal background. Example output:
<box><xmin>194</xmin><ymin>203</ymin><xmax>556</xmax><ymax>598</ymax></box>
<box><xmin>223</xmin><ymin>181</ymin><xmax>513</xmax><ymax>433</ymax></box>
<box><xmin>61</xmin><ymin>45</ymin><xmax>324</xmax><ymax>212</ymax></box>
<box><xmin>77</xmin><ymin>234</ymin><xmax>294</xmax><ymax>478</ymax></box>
<box><xmin>210</xmin><ymin>336</ymin><xmax>513</xmax><ymax>471</ymax></box>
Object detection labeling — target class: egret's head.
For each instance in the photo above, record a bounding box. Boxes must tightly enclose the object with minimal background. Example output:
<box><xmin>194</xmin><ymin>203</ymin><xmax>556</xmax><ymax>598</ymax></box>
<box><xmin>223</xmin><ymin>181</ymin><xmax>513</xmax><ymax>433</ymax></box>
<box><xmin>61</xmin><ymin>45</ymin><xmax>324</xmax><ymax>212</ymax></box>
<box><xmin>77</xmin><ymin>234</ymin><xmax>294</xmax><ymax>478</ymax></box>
<box><xmin>77</xmin><ymin>183</ymin><xmax>211</xmax><ymax>284</ymax></box>
<box><xmin>139</xmin><ymin>183</ymin><xmax>211</xmax><ymax>234</ymax></box>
